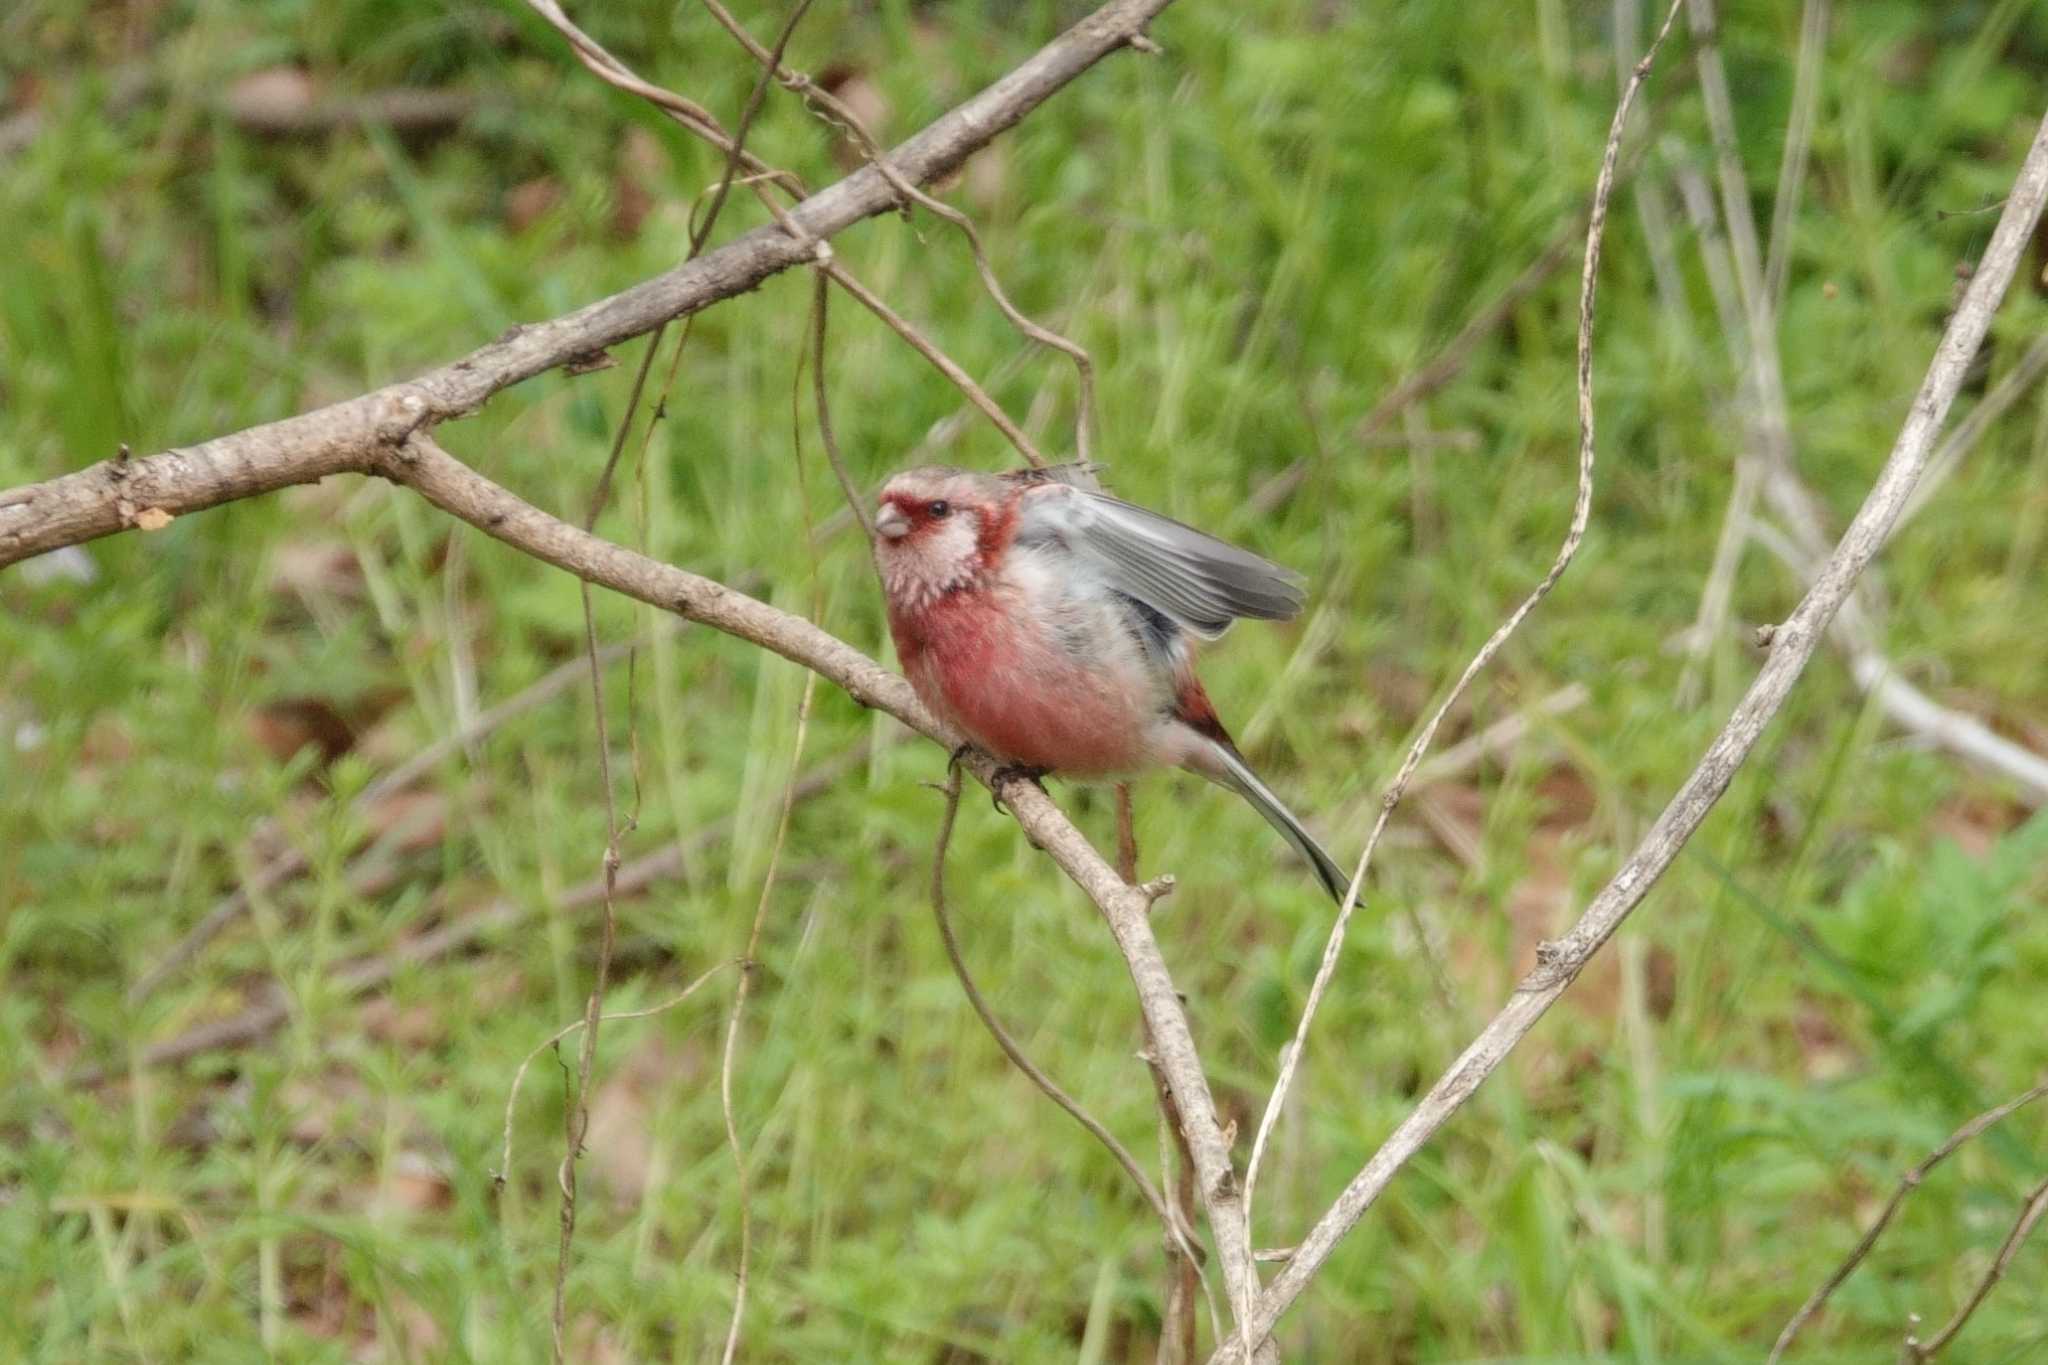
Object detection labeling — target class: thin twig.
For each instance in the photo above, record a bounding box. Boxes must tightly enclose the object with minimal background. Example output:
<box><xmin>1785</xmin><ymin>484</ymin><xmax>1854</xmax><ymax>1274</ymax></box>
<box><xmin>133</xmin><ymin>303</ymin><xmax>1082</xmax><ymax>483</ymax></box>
<box><xmin>521</xmin><ymin>0</ymin><xmax>801</xmax><ymax>197</ymax></box>
<box><xmin>548</xmin><ymin>13</ymin><xmax>794</xmax><ymax>1343</ymax></box>
<box><xmin>534</xmin><ymin>0</ymin><xmax>1059</xmax><ymax>481</ymax></box>
<box><xmin>699</xmin><ymin>0</ymin><xmax>1099</xmax><ymax>463</ymax></box>
<box><xmin>821</xmin><ymin>261</ymin><xmax>1050</xmax><ymax>468</ymax></box>
<box><xmin>497</xmin><ymin>962</ymin><xmax>740</xmax><ymax>1184</ymax></box>
<box><xmin>2</xmin><ymin>1</ymin><xmax>1180</xmax><ymax>570</ymax></box>
<box><xmin>720</xmin><ymin>208</ymin><xmax>834</xmax><ymax>1355</ymax></box>
<box><xmin>1768</xmin><ymin>1077</ymin><xmax>2048</xmax><ymax>1364</ymax></box>
<box><xmin>1665</xmin><ymin>26</ymin><xmax>2038</xmax><ymax>801</ymax></box>
<box><xmin>1214</xmin><ymin>100</ymin><xmax>2048</xmax><ymax>1364</ymax></box>
<box><xmin>1675</xmin><ymin>451</ymin><xmax>1760</xmax><ymax>706</ymax></box>
<box><xmin>1748</xmin><ymin>527</ymin><xmax>2048</xmax><ymax>805</ymax></box>
<box><xmin>808</xmin><ymin>272</ymin><xmax>871</xmax><ymax>535</ymax></box>
<box><xmin>927</xmin><ymin>771</ymin><xmax>1195</xmax><ymax>1264</ymax></box>
<box><xmin>1237</xmin><ymin>0</ymin><xmax>1688</xmax><ymax>1273</ymax></box>
<box><xmin>1905</xmin><ymin>1172</ymin><xmax>2048</xmax><ymax>1362</ymax></box>
<box><xmin>715</xmin><ymin>672</ymin><xmax>816</xmax><ymax>1365</ymax></box>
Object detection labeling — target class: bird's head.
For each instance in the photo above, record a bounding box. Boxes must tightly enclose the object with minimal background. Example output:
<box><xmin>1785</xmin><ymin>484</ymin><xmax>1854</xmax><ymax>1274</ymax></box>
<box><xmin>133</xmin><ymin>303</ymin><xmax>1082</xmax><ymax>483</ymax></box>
<box><xmin>873</xmin><ymin>466</ymin><xmax>1003</xmax><ymax>609</ymax></box>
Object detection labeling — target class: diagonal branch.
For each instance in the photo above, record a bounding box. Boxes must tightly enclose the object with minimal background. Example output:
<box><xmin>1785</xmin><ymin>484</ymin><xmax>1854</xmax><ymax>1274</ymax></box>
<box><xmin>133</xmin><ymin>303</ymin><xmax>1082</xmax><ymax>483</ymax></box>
<box><xmin>364</xmin><ymin>430</ymin><xmax>1269</xmax><ymax>1332</ymax></box>
<box><xmin>1212</xmin><ymin>103</ymin><xmax>2048</xmax><ymax>1364</ymax></box>
<box><xmin>0</xmin><ymin>0</ymin><xmax>1176</xmax><ymax>570</ymax></box>
<box><xmin>1769</xmin><ymin>1077</ymin><xmax>2048</xmax><ymax>1364</ymax></box>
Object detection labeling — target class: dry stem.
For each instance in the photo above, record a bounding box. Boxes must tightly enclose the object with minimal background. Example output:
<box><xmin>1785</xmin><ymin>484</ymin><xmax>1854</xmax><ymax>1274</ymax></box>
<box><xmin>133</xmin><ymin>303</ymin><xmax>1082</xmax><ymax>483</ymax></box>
<box><xmin>1768</xmin><ymin>1077</ymin><xmax>2048</xmax><ymax>1364</ymax></box>
<box><xmin>1237</xmin><ymin>0</ymin><xmax>1688</xmax><ymax>1281</ymax></box>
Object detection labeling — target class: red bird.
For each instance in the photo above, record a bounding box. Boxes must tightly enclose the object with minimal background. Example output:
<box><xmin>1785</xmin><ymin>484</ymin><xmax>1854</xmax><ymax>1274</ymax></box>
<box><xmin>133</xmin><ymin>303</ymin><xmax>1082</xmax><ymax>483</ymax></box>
<box><xmin>874</xmin><ymin>463</ymin><xmax>1349</xmax><ymax>903</ymax></box>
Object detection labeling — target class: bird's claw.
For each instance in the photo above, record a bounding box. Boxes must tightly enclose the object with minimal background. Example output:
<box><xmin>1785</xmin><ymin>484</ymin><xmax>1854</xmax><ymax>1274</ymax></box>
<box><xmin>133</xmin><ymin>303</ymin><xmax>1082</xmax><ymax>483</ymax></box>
<box><xmin>989</xmin><ymin>764</ymin><xmax>1048</xmax><ymax>815</ymax></box>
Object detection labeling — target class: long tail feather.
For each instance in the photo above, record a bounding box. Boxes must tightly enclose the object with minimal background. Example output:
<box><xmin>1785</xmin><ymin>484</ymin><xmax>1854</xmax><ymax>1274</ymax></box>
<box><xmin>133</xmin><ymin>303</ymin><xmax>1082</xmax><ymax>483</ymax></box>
<box><xmin>1200</xmin><ymin>741</ymin><xmax>1351</xmax><ymax>905</ymax></box>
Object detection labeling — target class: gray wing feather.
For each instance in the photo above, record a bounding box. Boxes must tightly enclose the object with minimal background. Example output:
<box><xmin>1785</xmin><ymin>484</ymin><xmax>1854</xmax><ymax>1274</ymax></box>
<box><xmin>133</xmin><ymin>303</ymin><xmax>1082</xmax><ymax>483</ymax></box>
<box><xmin>1018</xmin><ymin>484</ymin><xmax>1306</xmax><ymax>638</ymax></box>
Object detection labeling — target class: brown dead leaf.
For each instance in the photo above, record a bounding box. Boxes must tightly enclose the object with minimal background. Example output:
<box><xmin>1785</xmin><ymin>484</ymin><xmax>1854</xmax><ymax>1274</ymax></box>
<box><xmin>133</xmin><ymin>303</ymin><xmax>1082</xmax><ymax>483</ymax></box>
<box><xmin>1535</xmin><ymin>763</ymin><xmax>1597</xmax><ymax>832</ymax></box>
<box><xmin>504</xmin><ymin>177</ymin><xmax>562</xmax><ymax>235</ymax></box>
<box><xmin>224</xmin><ymin>67</ymin><xmax>319</xmax><ymax>127</ymax></box>
<box><xmin>248</xmin><ymin>697</ymin><xmax>357</xmax><ymax>765</ymax></box>
<box><xmin>1643</xmin><ymin>942</ymin><xmax>1677</xmax><ymax>1020</ymax></box>
<box><xmin>1927</xmin><ymin>793</ymin><xmax>2029</xmax><ymax>858</ymax></box>
<box><xmin>268</xmin><ymin>538</ymin><xmax>364</xmax><ymax>600</ymax></box>
<box><xmin>359</xmin><ymin>996</ymin><xmax>442</xmax><ymax>1049</ymax></box>
<box><xmin>1792</xmin><ymin>996</ymin><xmax>1857</xmax><ymax>1081</ymax></box>
<box><xmin>378</xmin><ymin>1150</ymin><xmax>454</xmax><ymax>1215</ymax></box>
<box><xmin>583</xmin><ymin>1030</ymin><xmax>708</xmax><ymax>1204</ymax></box>
<box><xmin>612</xmin><ymin>126</ymin><xmax>667</xmax><ymax>240</ymax></box>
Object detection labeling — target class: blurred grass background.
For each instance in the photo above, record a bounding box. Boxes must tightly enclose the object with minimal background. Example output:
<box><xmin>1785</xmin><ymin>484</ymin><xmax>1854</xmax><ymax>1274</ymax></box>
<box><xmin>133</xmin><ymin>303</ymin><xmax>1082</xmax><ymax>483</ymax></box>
<box><xmin>4</xmin><ymin>0</ymin><xmax>2048</xmax><ymax>1360</ymax></box>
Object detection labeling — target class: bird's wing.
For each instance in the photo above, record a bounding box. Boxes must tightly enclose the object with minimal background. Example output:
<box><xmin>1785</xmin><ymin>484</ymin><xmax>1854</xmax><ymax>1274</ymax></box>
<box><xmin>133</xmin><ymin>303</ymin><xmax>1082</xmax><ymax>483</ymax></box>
<box><xmin>1014</xmin><ymin>481</ymin><xmax>1306</xmax><ymax>638</ymax></box>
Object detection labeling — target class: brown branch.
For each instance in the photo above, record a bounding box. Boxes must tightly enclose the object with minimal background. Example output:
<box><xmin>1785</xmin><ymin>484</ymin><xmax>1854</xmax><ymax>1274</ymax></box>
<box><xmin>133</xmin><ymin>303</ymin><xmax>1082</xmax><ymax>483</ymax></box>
<box><xmin>1768</xmin><ymin>1077</ymin><xmax>2048</xmax><ymax>1364</ymax></box>
<box><xmin>1671</xmin><ymin>32</ymin><xmax>2048</xmax><ymax>800</ymax></box>
<box><xmin>819</xmin><ymin>260</ymin><xmax>1051</xmax><ymax>468</ymax></box>
<box><xmin>522</xmin><ymin>0</ymin><xmax>800</xmax><ymax>195</ymax></box>
<box><xmin>1904</xmin><ymin>1172</ymin><xmax>2048</xmax><ymax>1362</ymax></box>
<box><xmin>1213</xmin><ymin>100</ymin><xmax>2048</xmax><ymax>1363</ymax></box>
<box><xmin>0</xmin><ymin>0</ymin><xmax>1177</xmax><ymax>571</ymax></box>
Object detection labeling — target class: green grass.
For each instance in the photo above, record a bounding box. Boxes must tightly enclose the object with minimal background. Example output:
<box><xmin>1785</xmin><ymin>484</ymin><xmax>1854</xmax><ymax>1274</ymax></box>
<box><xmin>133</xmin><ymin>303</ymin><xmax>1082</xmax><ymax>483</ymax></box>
<box><xmin>5</xmin><ymin>0</ymin><xmax>2048</xmax><ymax>1360</ymax></box>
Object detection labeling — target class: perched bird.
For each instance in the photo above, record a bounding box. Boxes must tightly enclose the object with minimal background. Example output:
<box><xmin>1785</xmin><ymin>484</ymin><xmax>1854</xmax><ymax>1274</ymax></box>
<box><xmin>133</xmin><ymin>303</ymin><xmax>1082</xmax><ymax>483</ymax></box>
<box><xmin>873</xmin><ymin>462</ymin><xmax>1349</xmax><ymax>903</ymax></box>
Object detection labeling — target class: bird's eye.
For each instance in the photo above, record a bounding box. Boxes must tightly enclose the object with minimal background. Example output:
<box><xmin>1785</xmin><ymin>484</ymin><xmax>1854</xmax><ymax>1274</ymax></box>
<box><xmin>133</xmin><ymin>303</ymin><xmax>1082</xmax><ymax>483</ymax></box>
<box><xmin>928</xmin><ymin>500</ymin><xmax>951</xmax><ymax>519</ymax></box>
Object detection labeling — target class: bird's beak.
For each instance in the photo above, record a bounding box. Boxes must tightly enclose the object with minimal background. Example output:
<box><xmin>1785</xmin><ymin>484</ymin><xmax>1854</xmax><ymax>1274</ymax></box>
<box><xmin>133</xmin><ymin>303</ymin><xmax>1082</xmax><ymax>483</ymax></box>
<box><xmin>874</xmin><ymin>504</ymin><xmax>910</xmax><ymax>540</ymax></box>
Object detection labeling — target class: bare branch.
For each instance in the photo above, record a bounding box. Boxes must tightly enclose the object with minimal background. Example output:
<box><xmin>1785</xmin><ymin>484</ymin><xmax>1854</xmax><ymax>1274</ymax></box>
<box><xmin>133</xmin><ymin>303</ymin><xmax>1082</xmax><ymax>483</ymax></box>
<box><xmin>1897</xmin><ymin>331</ymin><xmax>2048</xmax><ymax>533</ymax></box>
<box><xmin>1769</xmin><ymin>1077</ymin><xmax>2048</xmax><ymax>1364</ymax></box>
<box><xmin>522</xmin><ymin>0</ymin><xmax>800</xmax><ymax>195</ymax></box>
<box><xmin>820</xmin><ymin>260</ymin><xmax>1051</xmax><ymax>468</ymax></box>
<box><xmin>1749</xmin><ymin>527</ymin><xmax>2048</xmax><ymax>805</ymax></box>
<box><xmin>1904</xmin><ymin>1172</ymin><xmax>2048</xmax><ymax>1362</ymax></box>
<box><xmin>1213</xmin><ymin>102</ymin><xmax>2048</xmax><ymax>1363</ymax></box>
<box><xmin>0</xmin><ymin>0</ymin><xmax>1179</xmax><ymax>570</ymax></box>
